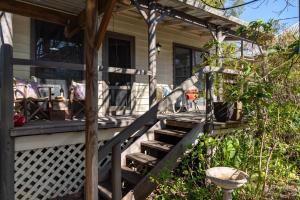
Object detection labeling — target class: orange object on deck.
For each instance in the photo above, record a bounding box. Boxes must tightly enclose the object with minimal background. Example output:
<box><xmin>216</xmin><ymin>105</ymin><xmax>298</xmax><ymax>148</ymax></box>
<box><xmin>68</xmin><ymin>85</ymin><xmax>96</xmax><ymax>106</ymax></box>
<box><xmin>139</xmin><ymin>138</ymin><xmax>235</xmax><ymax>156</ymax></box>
<box><xmin>185</xmin><ymin>88</ymin><xmax>198</xmax><ymax>100</ymax></box>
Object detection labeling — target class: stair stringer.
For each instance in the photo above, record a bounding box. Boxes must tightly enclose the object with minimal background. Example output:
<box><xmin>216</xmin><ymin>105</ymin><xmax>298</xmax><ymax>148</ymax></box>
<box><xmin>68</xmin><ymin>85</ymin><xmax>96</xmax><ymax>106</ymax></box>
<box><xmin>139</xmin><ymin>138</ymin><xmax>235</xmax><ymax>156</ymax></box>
<box><xmin>120</xmin><ymin>119</ymin><xmax>167</xmax><ymax>166</ymax></box>
<box><xmin>98</xmin><ymin>125</ymin><xmax>150</xmax><ymax>182</ymax></box>
<box><xmin>122</xmin><ymin>120</ymin><xmax>206</xmax><ymax>200</ymax></box>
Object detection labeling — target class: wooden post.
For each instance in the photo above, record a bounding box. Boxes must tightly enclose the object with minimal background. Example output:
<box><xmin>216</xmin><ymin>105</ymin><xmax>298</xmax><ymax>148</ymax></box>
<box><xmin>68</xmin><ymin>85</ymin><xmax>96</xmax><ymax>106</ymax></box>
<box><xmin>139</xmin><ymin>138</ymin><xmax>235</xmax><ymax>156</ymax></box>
<box><xmin>84</xmin><ymin>0</ymin><xmax>99</xmax><ymax>199</ymax></box>
<box><xmin>0</xmin><ymin>12</ymin><xmax>14</xmax><ymax>200</ymax></box>
<box><xmin>215</xmin><ymin>28</ymin><xmax>225</xmax><ymax>102</ymax></box>
<box><xmin>148</xmin><ymin>0</ymin><xmax>157</xmax><ymax>107</ymax></box>
<box><xmin>216</xmin><ymin>28</ymin><xmax>225</xmax><ymax>101</ymax></box>
<box><xmin>112</xmin><ymin>143</ymin><xmax>122</xmax><ymax>200</ymax></box>
<box><xmin>205</xmin><ymin>72</ymin><xmax>214</xmax><ymax>134</ymax></box>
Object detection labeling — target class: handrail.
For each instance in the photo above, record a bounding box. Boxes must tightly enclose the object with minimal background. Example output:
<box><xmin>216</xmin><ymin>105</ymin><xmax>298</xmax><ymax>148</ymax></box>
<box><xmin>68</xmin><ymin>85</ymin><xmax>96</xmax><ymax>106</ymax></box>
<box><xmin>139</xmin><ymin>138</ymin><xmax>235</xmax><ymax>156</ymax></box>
<box><xmin>98</xmin><ymin>67</ymin><xmax>207</xmax><ymax>159</ymax></box>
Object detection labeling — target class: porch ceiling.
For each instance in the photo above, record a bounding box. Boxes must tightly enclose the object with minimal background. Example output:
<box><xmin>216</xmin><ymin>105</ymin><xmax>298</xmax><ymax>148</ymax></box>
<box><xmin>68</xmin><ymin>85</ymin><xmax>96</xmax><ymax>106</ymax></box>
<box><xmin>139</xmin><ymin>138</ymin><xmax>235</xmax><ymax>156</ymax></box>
<box><xmin>17</xmin><ymin>0</ymin><xmax>85</xmax><ymax>15</ymax></box>
<box><xmin>117</xmin><ymin>1</ymin><xmax>248</xmax><ymax>41</ymax></box>
<box><xmin>11</xmin><ymin>0</ymin><xmax>248</xmax><ymax>40</ymax></box>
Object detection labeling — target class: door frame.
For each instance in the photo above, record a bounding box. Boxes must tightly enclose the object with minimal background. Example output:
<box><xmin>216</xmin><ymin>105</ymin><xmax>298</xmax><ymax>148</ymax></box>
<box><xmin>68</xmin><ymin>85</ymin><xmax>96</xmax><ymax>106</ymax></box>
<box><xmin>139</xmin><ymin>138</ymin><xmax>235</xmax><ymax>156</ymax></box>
<box><xmin>102</xmin><ymin>32</ymin><xmax>135</xmax><ymax>115</ymax></box>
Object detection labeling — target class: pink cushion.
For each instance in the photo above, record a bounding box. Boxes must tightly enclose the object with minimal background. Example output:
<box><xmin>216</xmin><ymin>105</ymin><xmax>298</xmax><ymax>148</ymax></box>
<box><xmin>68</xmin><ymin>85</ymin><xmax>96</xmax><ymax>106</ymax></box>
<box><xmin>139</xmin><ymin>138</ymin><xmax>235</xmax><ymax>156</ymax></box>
<box><xmin>71</xmin><ymin>81</ymin><xmax>85</xmax><ymax>100</ymax></box>
<box><xmin>26</xmin><ymin>82</ymin><xmax>39</xmax><ymax>98</ymax></box>
<box><xmin>14</xmin><ymin>78</ymin><xmax>39</xmax><ymax>99</ymax></box>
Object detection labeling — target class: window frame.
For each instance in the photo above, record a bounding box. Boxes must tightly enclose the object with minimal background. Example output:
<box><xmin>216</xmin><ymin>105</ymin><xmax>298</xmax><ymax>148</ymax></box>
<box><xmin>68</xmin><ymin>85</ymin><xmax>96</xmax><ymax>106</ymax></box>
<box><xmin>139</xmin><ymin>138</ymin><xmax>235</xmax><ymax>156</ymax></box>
<box><xmin>102</xmin><ymin>31</ymin><xmax>136</xmax><ymax>114</ymax></box>
<box><xmin>173</xmin><ymin>43</ymin><xmax>207</xmax><ymax>86</ymax></box>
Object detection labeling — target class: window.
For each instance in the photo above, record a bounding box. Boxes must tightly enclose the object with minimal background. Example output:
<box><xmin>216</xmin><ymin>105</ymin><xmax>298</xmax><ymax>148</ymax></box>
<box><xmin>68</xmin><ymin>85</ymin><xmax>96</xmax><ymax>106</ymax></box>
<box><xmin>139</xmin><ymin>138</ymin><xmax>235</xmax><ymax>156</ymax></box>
<box><xmin>30</xmin><ymin>20</ymin><xmax>84</xmax><ymax>98</ymax></box>
<box><xmin>173</xmin><ymin>44</ymin><xmax>205</xmax><ymax>87</ymax></box>
<box><xmin>34</xmin><ymin>20</ymin><xmax>84</xmax><ymax>64</ymax></box>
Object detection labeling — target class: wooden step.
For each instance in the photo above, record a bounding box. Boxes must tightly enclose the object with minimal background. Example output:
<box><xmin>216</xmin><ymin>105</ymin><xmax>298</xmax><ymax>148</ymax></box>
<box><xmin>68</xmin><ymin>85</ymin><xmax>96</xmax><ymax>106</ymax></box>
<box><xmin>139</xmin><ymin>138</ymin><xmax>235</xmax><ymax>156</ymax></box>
<box><xmin>154</xmin><ymin>129</ymin><xmax>187</xmax><ymax>138</ymax></box>
<box><xmin>126</xmin><ymin>152</ymin><xmax>158</xmax><ymax>167</ymax></box>
<box><xmin>166</xmin><ymin>119</ymin><xmax>195</xmax><ymax>129</ymax></box>
<box><xmin>213</xmin><ymin>121</ymin><xmax>243</xmax><ymax>130</ymax></box>
<box><xmin>122</xmin><ymin>166</ymin><xmax>143</xmax><ymax>185</ymax></box>
<box><xmin>98</xmin><ymin>181</ymin><xmax>112</xmax><ymax>200</ymax></box>
<box><xmin>141</xmin><ymin>140</ymin><xmax>174</xmax><ymax>153</ymax></box>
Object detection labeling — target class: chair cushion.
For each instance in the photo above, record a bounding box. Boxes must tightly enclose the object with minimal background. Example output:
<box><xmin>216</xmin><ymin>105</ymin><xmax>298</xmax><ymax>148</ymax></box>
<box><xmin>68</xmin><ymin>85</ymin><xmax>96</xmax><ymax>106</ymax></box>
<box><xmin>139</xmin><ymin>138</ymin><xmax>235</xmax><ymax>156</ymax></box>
<box><xmin>71</xmin><ymin>81</ymin><xmax>85</xmax><ymax>100</ymax></box>
<box><xmin>27</xmin><ymin>82</ymin><xmax>39</xmax><ymax>99</ymax></box>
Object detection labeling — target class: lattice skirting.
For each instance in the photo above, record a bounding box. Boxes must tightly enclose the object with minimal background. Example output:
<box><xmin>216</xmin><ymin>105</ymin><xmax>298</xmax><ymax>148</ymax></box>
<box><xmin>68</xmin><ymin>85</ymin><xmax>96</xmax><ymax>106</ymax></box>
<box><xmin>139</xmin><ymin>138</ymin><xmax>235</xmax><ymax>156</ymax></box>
<box><xmin>15</xmin><ymin>142</ymin><xmax>105</xmax><ymax>200</ymax></box>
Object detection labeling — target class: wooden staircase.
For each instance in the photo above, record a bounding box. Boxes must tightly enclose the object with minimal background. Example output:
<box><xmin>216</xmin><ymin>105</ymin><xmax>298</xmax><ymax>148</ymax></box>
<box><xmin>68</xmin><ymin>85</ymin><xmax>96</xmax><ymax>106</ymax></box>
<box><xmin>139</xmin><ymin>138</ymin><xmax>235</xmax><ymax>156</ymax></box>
<box><xmin>96</xmin><ymin>67</ymin><xmax>242</xmax><ymax>200</ymax></box>
<box><xmin>98</xmin><ymin>118</ymin><xmax>205</xmax><ymax>200</ymax></box>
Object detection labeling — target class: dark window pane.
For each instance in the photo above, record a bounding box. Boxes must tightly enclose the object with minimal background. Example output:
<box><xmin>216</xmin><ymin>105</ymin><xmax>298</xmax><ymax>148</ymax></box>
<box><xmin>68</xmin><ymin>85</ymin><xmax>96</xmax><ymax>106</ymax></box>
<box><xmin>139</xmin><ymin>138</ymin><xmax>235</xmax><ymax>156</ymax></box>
<box><xmin>174</xmin><ymin>46</ymin><xmax>191</xmax><ymax>86</ymax></box>
<box><xmin>35</xmin><ymin>20</ymin><xmax>84</xmax><ymax>64</ymax></box>
<box><xmin>107</xmin><ymin>37</ymin><xmax>132</xmax><ymax>108</ymax></box>
<box><xmin>174</xmin><ymin>46</ymin><xmax>205</xmax><ymax>87</ymax></box>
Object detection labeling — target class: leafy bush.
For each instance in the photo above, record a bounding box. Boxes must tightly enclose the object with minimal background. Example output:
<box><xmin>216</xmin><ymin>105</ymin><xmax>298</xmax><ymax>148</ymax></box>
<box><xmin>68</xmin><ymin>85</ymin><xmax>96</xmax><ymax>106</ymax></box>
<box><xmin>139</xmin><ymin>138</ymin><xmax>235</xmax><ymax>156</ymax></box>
<box><xmin>150</xmin><ymin>20</ymin><xmax>300</xmax><ymax>199</ymax></box>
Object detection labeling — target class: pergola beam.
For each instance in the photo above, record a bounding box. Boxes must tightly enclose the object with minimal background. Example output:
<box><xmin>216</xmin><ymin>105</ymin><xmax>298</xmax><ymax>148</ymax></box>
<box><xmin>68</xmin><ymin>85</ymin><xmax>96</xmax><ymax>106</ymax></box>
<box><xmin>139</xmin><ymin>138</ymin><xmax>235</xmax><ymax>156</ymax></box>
<box><xmin>0</xmin><ymin>0</ymin><xmax>76</xmax><ymax>26</ymax></box>
<box><xmin>95</xmin><ymin>0</ymin><xmax>117</xmax><ymax>50</ymax></box>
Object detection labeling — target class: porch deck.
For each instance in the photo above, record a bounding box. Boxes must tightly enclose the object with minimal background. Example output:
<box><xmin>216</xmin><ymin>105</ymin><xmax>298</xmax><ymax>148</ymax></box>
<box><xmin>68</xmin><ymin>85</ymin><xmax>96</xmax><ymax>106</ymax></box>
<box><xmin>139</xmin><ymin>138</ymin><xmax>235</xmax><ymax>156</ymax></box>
<box><xmin>11</xmin><ymin>112</ymin><xmax>242</xmax><ymax>137</ymax></box>
<box><xmin>11</xmin><ymin>115</ymin><xmax>139</xmax><ymax>137</ymax></box>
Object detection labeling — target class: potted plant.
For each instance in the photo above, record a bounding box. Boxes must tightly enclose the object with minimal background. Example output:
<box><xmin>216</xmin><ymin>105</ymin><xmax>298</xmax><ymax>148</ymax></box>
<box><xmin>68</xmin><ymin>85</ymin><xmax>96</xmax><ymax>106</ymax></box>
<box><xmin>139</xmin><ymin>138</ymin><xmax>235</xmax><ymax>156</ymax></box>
<box><xmin>213</xmin><ymin>101</ymin><xmax>235</xmax><ymax>122</ymax></box>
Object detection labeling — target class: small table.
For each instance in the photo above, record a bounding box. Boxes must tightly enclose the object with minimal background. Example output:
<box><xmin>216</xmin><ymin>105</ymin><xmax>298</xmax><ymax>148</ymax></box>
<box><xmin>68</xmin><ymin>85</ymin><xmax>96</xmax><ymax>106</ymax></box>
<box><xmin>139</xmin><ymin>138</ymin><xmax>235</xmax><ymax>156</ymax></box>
<box><xmin>50</xmin><ymin>97</ymin><xmax>70</xmax><ymax>120</ymax></box>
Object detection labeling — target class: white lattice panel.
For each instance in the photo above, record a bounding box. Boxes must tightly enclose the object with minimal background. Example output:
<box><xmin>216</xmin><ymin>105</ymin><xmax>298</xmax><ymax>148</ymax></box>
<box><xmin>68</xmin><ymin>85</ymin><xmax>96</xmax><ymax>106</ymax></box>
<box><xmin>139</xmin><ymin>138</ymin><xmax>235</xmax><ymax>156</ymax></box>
<box><xmin>15</xmin><ymin>142</ymin><xmax>105</xmax><ymax>200</ymax></box>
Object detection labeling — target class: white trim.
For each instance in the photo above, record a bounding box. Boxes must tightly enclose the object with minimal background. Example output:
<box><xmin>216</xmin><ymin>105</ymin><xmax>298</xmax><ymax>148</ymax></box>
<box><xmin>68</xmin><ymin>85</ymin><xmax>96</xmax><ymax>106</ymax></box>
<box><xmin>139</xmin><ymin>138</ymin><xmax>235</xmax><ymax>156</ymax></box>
<box><xmin>15</xmin><ymin>128</ymin><xmax>123</xmax><ymax>151</ymax></box>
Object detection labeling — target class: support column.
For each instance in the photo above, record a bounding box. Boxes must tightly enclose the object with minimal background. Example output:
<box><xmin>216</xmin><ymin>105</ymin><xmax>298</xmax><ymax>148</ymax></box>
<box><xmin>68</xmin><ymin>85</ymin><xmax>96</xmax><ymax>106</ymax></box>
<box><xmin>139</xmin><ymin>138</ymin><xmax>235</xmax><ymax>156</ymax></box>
<box><xmin>112</xmin><ymin>143</ymin><xmax>122</xmax><ymax>200</ymax></box>
<box><xmin>205</xmin><ymin>72</ymin><xmax>214</xmax><ymax>134</ymax></box>
<box><xmin>148</xmin><ymin>0</ymin><xmax>158</xmax><ymax>107</ymax></box>
<box><xmin>0</xmin><ymin>12</ymin><xmax>14</xmax><ymax>200</ymax></box>
<box><xmin>84</xmin><ymin>0</ymin><xmax>99</xmax><ymax>199</ymax></box>
<box><xmin>215</xmin><ymin>28</ymin><xmax>225</xmax><ymax>102</ymax></box>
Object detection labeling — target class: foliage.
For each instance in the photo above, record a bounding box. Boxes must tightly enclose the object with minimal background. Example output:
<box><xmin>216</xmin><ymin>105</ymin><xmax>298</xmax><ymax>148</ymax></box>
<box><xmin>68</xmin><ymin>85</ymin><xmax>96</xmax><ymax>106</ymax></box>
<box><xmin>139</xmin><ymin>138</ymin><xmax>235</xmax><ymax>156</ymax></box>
<box><xmin>198</xmin><ymin>0</ymin><xmax>245</xmax><ymax>17</ymax></box>
<box><xmin>150</xmin><ymin>20</ymin><xmax>300</xmax><ymax>199</ymax></box>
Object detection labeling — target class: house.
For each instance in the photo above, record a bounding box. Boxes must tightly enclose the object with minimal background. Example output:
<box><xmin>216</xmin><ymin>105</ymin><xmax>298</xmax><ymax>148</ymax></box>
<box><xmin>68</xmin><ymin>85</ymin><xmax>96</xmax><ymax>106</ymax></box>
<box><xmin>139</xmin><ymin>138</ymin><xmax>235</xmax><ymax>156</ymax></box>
<box><xmin>0</xmin><ymin>0</ymin><xmax>249</xmax><ymax>199</ymax></box>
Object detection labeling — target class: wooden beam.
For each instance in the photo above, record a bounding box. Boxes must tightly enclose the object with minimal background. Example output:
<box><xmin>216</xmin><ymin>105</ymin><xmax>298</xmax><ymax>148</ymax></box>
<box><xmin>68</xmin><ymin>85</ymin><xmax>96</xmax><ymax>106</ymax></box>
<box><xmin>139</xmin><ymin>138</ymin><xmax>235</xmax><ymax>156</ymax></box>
<box><xmin>0</xmin><ymin>13</ymin><xmax>14</xmax><ymax>200</ymax></box>
<box><xmin>13</xmin><ymin>58</ymin><xmax>84</xmax><ymax>71</ymax></box>
<box><xmin>112</xmin><ymin>143</ymin><xmax>122</xmax><ymax>200</ymax></box>
<box><xmin>84</xmin><ymin>0</ymin><xmax>99</xmax><ymax>199</ymax></box>
<box><xmin>95</xmin><ymin>0</ymin><xmax>117</xmax><ymax>50</ymax></box>
<box><xmin>99</xmin><ymin>65</ymin><xmax>152</xmax><ymax>76</ymax></box>
<box><xmin>64</xmin><ymin>10</ymin><xmax>85</xmax><ymax>38</ymax></box>
<box><xmin>162</xmin><ymin>20</ymin><xmax>184</xmax><ymax>26</ymax></box>
<box><xmin>0</xmin><ymin>0</ymin><xmax>75</xmax><ymax>25</ymax></box>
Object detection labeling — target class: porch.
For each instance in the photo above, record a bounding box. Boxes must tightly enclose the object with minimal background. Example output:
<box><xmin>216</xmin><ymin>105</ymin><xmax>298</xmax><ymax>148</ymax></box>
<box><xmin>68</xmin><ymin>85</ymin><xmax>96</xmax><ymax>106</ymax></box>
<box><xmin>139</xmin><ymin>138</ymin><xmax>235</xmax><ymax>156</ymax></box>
<box><xmin>11</xmin><ymin>112</ymin><xmax>242</xmax><ymax>137</ymax></box>
<box><xmin>0</xmin><ymin>0</ymin><xmax>251</xmax><ymax>200</ymax></box>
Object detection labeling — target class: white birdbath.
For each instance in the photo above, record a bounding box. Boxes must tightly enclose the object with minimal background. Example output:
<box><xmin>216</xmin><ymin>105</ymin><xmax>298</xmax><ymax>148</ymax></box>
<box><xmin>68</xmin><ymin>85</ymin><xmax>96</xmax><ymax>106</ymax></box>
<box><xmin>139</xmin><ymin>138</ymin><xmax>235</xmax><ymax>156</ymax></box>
<box><xmin>206</xmin><ymin>167</ymin><xmax>249</xmax><ymax>200</ymax></box>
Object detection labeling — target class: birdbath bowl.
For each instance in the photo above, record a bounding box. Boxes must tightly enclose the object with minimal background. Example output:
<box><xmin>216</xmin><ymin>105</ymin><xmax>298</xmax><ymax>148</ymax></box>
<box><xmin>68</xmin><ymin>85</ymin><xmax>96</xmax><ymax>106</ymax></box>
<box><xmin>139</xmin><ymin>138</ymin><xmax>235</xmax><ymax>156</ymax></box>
<box><xmin>206</xmin><ymin>167</ymin><xmax>249</xmax><ymax>200</ymax></box>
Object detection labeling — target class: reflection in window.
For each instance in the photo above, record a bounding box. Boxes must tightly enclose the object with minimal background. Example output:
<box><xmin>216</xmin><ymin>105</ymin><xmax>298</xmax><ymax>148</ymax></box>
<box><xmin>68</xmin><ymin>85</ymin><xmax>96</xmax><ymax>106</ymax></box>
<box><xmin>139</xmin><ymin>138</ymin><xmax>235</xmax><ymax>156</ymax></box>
<box><xmin>35</xmin><ymin>20</ymin><xmax>84</xmax><ymax>64</ymax></box>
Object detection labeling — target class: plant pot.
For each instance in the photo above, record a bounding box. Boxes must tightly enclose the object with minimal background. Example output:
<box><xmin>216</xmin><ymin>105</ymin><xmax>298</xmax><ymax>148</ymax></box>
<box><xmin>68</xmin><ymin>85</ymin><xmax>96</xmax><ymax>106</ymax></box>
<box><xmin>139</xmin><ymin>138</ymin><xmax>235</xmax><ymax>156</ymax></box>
<box><xmin>213</xmin><ymin>102</ymin><xmax>234</xmax><ymax>122</ymax></box>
